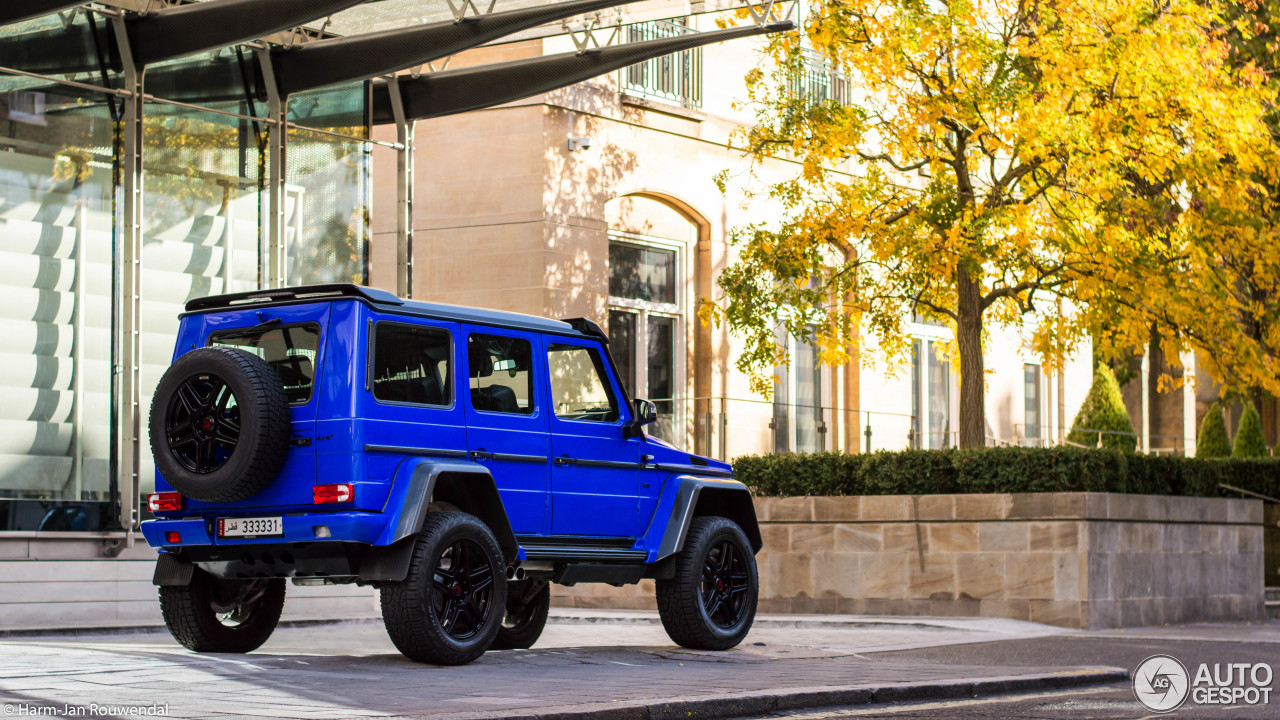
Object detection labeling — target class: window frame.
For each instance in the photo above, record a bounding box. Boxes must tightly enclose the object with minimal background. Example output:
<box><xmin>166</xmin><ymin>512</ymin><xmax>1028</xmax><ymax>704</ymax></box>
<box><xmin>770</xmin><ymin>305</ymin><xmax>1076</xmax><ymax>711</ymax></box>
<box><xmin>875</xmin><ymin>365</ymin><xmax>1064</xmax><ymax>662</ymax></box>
<box><xmin>545</xmin><ymin>340</ymin><xmax>623</xmax><ymax>425</ymax></box>
<box><xmin>607</xmin><ymin>233</ymin><xmax>684</xmax><ymax>400</ymax></box>
<box><xmin>607</xmin><ymin>233</ymin><xmax>686</xmax><ymax>443</ymax></box>
<box><xmin>207</xmin><ymin>321</ymin><xmax>322</xmax><ymax>407</ymax></box>
<box><xmin>367</xmin><ymin>319</ymin><xmax>456</xmax><ymax>410</ymax></box>
<box><xmin>466</xmin><ymin>331</ymin><xmax>538</xmax><ymax>416</ymax></box>
<box><xmin>772</xmin><ymin>328</ymin><xmax>827</xmax><ymax>453</ymax></box>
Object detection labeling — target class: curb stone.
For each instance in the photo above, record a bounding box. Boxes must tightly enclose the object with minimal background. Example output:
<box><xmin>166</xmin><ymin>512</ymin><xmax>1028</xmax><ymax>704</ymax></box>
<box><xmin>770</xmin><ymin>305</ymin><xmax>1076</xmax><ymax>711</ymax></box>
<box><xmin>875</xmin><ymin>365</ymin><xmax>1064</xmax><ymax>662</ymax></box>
<box><xmin>451</xmin><ymin>668</ymin><xmax>1129</xmax><ymax>720</ymax></box>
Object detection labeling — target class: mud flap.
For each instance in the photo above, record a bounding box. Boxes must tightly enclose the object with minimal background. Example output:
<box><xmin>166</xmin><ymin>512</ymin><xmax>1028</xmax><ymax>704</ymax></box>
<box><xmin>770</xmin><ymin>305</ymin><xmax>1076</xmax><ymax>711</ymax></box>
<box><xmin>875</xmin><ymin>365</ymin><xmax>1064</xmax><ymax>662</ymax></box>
<box><xmin>152</xmin><ymin>552</ymin><xmax>196</xmax><ymax>587</ymax></box>
<box><xmin>356</xmin><ymin>535</ymin><xmax>418</xmax><ymax>583</ymax></box>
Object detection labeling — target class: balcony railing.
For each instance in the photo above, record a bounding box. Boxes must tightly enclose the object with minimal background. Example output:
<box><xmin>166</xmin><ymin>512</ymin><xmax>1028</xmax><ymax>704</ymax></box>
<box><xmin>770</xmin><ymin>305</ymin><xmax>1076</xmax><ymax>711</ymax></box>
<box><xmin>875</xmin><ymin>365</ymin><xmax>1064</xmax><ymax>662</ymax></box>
<box><xmin>620</xmin><ymin>20</ymin><xmax>702</xmax><ymax>108</ymax></box>
<box><xmin>646</xmin><ymin>396</ymin><xmax>916</xmax><ymax>460</ymax></box>
<box><xmin>788</xmin><ymin>49</ymin><xmax>852</xmax><ymax>106</ymax></box>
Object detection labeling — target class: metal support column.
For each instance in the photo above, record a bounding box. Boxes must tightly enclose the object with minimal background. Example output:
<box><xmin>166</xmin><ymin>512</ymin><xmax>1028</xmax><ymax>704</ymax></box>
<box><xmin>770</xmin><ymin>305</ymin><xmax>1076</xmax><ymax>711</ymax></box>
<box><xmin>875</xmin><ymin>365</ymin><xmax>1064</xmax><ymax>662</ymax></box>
<box><xmin>257</xmin><ymin>49</ymin><xmax>287</xmax><ymax>289</ymax></box>
<box><xmin>388</xmin><ymin>77</ymin><xmax>415</xmax><ymax>298</ymax></box>
<box><xmin>111</xmin><ymin>16</ymin><xmax>142</xmax><ymax>542</ymax></box>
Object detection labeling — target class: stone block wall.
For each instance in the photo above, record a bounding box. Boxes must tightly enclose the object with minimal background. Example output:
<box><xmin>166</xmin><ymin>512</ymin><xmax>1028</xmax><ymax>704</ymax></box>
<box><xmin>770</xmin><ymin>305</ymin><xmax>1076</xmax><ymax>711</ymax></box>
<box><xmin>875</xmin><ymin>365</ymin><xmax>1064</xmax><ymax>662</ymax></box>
<box><xmin>551</xmin><ymin>493</ymin><xmax>1265</xmax><ymax>629</ymax></box>
<box><xmin>1266</xmin><ymin>504</ymin><xmax>1280</xmax><ymax>587</ymax></box>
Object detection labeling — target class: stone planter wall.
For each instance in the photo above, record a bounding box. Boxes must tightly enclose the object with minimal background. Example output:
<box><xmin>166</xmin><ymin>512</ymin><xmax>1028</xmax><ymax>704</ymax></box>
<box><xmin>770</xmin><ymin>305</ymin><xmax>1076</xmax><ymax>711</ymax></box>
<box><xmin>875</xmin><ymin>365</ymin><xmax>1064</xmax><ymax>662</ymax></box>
<box><xmin>1265</xmin><ymin>504</ymin><xmax>1280</xmax><ymax>587</ymax></box>
<box><xmin>551</xmin><ymin>493</ymin><xmax>1265</xmax><ymax>629</ymax></box>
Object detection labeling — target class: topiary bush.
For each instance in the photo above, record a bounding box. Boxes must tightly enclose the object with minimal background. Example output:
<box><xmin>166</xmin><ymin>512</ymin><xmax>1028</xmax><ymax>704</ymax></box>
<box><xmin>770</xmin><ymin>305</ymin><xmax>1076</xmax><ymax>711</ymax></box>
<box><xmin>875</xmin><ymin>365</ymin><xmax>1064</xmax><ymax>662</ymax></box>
<box><xmin>1197</xmin><ymin>404</ymin><xmax>1231</xmax><ymax>459</ymax></box>
<box><xmin>1067</xmin><ymin>364</ymin><xmax>1137</xmax><ymax>453</ymax></box>
<box><xmin>1232</xmin><ymin>403</ymin><xmax>1268</xmax><ymax>458</ymax></box>
<box><xmin>732</xmin><ymin>446</ymin><xmax>1280</xmax><ymax>499</ymax></box>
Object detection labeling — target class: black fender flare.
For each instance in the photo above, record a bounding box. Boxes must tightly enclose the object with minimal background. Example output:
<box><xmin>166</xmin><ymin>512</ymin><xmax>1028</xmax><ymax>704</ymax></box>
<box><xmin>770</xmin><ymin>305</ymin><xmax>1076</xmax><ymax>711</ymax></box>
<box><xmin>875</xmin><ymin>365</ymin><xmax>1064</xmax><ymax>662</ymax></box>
<box><xmin>360</xmin><ymin>458</ymin><xmax>518</xmax><ymax>583</ymax></box>
<box><xmin>654</xmin><ymin>476</ymin><xmax>762</xmax><ymax>562</ymax></box>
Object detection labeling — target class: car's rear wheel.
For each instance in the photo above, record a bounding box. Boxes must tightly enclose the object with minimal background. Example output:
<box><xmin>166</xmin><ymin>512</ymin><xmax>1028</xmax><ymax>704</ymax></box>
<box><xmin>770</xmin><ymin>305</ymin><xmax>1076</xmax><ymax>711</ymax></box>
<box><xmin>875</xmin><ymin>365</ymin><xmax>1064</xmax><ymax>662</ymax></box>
<box><xmin>159</xmin><ymin>572</ymin><xmax>285</xmax><ymax>653</ymax></box>
<box><xmin>490</xmin><ymin>580</ymin><xmax>550</xmax><ymax>650</ymax></box>
<box><xmin>380</xmin><ymin>512</ymin><xmax>506</xmax><ymax>665</ymax></box>
<box><xmin>655</xmin><ymin>516</ymin><xmax>758</xmax><ymax>650</ymax></box>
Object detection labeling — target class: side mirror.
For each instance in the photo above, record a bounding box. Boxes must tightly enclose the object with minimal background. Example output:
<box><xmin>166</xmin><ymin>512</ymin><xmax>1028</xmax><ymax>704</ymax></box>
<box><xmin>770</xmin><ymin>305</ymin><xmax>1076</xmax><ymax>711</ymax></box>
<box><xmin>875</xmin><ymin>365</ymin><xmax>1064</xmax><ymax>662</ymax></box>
<box><xmin>633</xmin><ymin>399</ymin><xmax>658</xmax><ymax>425</ymax></box>
<box><xmin>624</xmin><ymin>399</ymin><xmax>658</xmax><ymax>437</ymax></box>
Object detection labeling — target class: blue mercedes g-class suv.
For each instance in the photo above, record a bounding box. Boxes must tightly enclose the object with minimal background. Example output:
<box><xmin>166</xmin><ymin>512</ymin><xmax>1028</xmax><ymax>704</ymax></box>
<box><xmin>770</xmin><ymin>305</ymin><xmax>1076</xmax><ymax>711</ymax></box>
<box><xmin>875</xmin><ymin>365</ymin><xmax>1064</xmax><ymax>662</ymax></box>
<box><xmin>141</xmin><ymin>284</ymin><xmax>760</xmax><ymax>665</ymax></box>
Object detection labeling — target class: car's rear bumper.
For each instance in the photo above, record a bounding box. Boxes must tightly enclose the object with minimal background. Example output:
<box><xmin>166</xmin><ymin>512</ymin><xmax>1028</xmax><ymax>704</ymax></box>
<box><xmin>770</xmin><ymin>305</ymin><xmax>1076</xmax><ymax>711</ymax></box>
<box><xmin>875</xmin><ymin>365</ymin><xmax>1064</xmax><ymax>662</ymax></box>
<box><xmin>140</xmin><ymin>511</ymin><xmax>386</xmax><ymax>549</ymax></box>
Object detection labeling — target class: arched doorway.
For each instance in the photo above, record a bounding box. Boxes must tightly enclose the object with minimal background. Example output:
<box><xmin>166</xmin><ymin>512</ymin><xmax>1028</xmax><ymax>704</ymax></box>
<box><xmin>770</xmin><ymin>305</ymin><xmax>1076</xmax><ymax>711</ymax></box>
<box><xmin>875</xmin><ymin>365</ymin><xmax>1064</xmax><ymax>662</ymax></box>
<box><xmin>603</xmin><ymin>192</ymin><xmax>713</xmax><ymax>454</ymax></box>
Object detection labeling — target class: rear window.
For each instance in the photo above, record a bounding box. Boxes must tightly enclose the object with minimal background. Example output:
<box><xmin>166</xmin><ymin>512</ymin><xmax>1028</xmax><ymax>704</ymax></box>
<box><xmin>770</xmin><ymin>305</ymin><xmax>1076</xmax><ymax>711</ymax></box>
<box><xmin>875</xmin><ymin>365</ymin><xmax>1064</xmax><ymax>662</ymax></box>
<box><xmin>209</xmin><ymin>323</ymin><xmax>320</xmax><ymax>405</ymax></box>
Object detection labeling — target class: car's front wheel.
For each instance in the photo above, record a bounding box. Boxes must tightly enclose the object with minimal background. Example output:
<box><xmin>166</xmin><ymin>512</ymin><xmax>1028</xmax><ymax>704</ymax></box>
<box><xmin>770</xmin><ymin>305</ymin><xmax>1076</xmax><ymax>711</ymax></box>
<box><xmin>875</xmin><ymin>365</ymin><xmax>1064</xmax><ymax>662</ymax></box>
<box><xmin>655</xmin><ymin>515</ymin><xmax>758</xmax><ymax>650</ymax></box>
<box><xmin>380</xmin><ymin>511</ymin><xmax>506</xmax><ymax>665</ymax></box>
<box><xmin>159</xmin><ymin>572</ymin><xmax>285</xmax><ymax>653</ymax></box>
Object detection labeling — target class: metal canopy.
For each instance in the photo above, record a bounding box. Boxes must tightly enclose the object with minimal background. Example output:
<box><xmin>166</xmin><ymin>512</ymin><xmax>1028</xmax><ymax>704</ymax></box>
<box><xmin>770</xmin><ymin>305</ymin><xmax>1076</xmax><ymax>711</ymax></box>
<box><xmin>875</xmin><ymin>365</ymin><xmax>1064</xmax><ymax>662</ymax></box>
<box><xmin>0</xmin><ymin>1</ymin><xmax>83</xmax><ymax>27</ymax></box>
<box><xmin>373</xmin><ymin>20</ymin><xmax>793</xmax><ymax>123</ymax></box>
<box><xmin>126</xmin><ymin>0</ymin><xmax>368</xmax><ymax>67</ymax></box>
<box><xmin>270</xmin><ymin>0</ymin><xmax>648</xmax><ymax>97</ymax></box>
<box><xmin>0</xmin><ymin>0</ymin><xmax>366</xmax><ymax>77</ymax></box>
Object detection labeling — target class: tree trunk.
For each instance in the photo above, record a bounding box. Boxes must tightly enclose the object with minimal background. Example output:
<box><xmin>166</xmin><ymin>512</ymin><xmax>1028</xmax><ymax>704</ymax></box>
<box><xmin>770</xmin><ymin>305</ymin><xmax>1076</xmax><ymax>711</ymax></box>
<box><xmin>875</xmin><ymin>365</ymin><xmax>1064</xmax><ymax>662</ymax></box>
<box><xmin>955</xmin><ymin>265</ymin><xmax>986</xmax><ymax>449</ymax></box>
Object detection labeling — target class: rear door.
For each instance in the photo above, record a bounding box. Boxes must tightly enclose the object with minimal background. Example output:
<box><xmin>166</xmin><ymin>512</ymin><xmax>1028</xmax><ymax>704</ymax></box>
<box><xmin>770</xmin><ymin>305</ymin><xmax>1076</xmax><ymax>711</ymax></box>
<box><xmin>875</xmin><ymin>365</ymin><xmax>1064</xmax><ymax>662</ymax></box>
<box><xmin>461</xmin><ymin>326</ymin><xmax>550</xmax><ymax>535</ymax></box>
<box><xmin>187</xmin><ymin>303</ymin><xmax>328</xmax><ymax>510</ymax></box>
<box><xmin>545</xmin><ymin>337</ymin><xmax>640</xmax><ymax>538</ymax></box>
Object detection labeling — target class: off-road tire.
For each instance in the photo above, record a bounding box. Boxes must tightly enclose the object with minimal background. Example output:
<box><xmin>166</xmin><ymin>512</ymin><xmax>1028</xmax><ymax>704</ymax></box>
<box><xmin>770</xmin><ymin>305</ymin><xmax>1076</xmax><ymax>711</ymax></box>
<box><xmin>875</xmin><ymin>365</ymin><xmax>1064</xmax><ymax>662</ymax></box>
<box><xmin>148</xmin><ymin>346</ymin><xmax>290</xmax><ymax>502</ymax></box>
<box><xmin>159</xmin><ymin>572</ymin><xmax>285</xmax><ymax>653</ymax></box>
<box><xmin>380</xmin><ymin>512</ymin><xmax>507</xmax><ymax>665</ymax></box>
<box><xmin>656</xmin><ymin>516</ymin><xmax>758</xmax><ymax>650</ymax></box>
<box><xmin>490</xmin><ymin>580</ymin><xmax>550</xmax><ymax>650</ymax></box>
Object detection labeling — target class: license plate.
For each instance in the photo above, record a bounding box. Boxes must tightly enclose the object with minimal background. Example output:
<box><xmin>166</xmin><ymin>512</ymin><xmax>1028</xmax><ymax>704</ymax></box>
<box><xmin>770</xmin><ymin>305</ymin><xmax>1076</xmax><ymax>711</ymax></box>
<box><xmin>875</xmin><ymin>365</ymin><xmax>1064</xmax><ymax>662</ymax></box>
<box><xmin>218</xmin><ymin>516</ymin><xmax>283</xmax><ymax>538</ymax></box>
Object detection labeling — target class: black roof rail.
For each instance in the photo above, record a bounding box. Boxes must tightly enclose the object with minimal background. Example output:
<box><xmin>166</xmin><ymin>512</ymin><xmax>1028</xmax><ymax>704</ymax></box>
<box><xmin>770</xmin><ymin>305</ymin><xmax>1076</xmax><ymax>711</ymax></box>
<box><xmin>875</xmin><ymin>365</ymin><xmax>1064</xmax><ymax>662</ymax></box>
<box><xmin>184</xmin><ymin>283</ymin><xmax>403</xmax><ymax>312</ymax></box>
<box><xmin>562</xmin><ymin>317</ymin><xmax>608</xmax><ymax>343</ymax></box>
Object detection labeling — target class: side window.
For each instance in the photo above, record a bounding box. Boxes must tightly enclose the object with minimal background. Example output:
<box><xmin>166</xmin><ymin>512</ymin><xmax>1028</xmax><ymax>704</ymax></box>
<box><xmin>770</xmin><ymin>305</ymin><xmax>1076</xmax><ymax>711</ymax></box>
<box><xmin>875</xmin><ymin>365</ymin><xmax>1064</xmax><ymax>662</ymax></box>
<box><xmin>547</xmin><ymin>343</ymin><xmax>619</xmax><ymax>422</ymax></box>
<box><xmin>371</xmin><ymin>323</ymin><xmax>452</xmax><ymax>407</ymax></box>
<box><xmin>468</xmin><ymin>333</ymin><xmax>535</xmax><ymax>414</ymax></box>
<box><xmin>210</xmin><ymin>323</ymin><xmax>320</xmax><ymax>405</ymax></box>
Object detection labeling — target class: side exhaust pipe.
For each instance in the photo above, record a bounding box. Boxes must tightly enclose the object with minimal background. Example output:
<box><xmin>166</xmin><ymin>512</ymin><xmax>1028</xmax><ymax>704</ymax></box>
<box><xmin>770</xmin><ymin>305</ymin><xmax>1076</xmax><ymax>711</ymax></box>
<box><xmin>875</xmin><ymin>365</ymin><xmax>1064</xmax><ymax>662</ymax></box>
<box><xmin>504</xmin><ymin>564</ymin><xmax>526</xmax><ymax>581</ymax></box>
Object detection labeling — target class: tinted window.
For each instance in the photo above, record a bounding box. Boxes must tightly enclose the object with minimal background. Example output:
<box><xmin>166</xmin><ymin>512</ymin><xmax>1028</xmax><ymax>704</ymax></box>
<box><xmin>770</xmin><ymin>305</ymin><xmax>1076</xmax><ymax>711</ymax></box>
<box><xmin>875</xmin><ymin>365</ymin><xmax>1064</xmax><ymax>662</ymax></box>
<box><xmin>372</xmin><ymin>323</ymin><xmax>452</xmax><ymax>407</ymax></box>
<box><xmin>547</xmin><ymin>344</ymin><xmax>618</xmax><ymax>422</ymax></box>
<box><xmin>609</xmin><ymin>242</ymin><xmax>676</xmax><ymax>303</ymax></box>
<box><xmin>468</xmin><ymin>333</ymin><xmax>534</xmax><ymax>414</ymax></box>
<box><xmin>210</xmin><ymin>324</ymin><xmax>321</xmax><ymax>405</ymax></box>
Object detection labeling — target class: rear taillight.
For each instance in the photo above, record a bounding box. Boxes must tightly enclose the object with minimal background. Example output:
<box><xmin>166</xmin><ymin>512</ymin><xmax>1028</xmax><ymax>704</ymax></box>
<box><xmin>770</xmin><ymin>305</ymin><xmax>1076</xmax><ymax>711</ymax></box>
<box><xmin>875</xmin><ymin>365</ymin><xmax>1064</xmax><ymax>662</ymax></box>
<box><xmin>148</xmin><ymin>492</ymin><xmax>183</xmax><ymax>513</ymax></box>
<box><xmin>313</xmin><ymin>484</ymin><xmax>353</xmax><ymax>504</ymax></box>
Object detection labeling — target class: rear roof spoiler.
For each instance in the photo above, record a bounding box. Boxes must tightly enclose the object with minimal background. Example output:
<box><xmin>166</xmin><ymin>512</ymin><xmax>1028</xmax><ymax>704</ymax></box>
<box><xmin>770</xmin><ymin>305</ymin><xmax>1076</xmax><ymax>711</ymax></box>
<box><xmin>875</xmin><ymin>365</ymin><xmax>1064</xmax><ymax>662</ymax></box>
<box><xmin>561</xmin><ymin>317</ymin><xmax>608</xmax><ymax>344</ymax></box>
<box><xmin>184</xmin><ymin>284</ymin><xmax>404</xmax><ymax>312</ymax></box>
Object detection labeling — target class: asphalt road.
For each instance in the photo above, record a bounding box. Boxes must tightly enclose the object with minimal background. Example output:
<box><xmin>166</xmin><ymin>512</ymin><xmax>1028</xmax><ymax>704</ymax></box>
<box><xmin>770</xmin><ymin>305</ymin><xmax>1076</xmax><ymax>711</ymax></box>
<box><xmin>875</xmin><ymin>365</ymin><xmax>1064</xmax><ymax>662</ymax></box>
<box><xmin>742</xmin><ymin>629</ymin><xmax>1280</xmax><ymax>719</ymax></box>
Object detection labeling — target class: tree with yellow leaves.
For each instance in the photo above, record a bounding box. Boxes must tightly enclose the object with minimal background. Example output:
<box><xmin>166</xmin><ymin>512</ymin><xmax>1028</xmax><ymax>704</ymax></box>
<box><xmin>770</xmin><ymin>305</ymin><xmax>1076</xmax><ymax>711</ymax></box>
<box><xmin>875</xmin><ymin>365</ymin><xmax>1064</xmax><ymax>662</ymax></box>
<box><xmin>710</xmin><ymin>0</ymin><xmax>1276</xmax><ymax>448</ymax></box>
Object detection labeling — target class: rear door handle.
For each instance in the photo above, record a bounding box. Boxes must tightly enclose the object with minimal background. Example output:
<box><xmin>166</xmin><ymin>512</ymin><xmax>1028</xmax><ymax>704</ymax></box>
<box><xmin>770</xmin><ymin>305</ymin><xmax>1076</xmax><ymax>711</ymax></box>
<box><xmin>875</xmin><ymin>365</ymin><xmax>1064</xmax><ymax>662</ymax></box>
<box><xmin>554</xmin><ymin>455</ymin><xmax>576</xmax><ymax>466</ymax></box>
<box><xmin>469</xmin><ymin>450</ymin><xmax>494</xmax><ymax>461</ymax></box>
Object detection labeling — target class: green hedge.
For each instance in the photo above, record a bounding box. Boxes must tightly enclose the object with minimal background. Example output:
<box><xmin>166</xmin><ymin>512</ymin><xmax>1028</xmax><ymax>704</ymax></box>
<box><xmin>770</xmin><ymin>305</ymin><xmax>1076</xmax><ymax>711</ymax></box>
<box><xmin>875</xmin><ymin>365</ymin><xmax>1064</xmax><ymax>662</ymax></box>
<box><xmin>734</xmin><ymin>446</ymin><xmax>1280</xmax><ymax>499</ymax></box>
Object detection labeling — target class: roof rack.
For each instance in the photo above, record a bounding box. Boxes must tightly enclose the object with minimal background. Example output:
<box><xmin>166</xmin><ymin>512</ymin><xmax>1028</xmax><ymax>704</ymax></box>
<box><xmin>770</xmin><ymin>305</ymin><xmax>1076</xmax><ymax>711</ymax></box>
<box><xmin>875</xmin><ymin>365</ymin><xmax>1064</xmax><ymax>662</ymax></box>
<box><xmin>184</xmin><ymin>284</ymin><xmax>403</xmax><ymax>312</ymax></box>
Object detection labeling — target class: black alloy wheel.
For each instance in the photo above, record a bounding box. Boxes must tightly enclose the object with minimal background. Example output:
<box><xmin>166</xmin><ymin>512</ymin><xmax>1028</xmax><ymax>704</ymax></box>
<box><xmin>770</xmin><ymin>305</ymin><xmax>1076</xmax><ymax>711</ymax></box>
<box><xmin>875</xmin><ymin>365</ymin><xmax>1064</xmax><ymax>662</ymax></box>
<box><xmin>381</xmin><ymin>511</ymin><xmax>507</xmax><ymax>665</ymax></box>
<box><xmin>430</xmin><ymin>538</ymin><xmax>496</xmax><ymax>641</ymax></box>
<box><xmin>701</xmin><ymin>540</ymin><xmax>751</xmax><ymax>629</ymax></box>
<box><xmin>656</xmin><ymin>515</ymin><xmax>759</xmax><ymax>650</ymax></box>
<box><xmin>166</xmin><ymin>373</ymin><xmax>240</xmax><ymax>474</ymax></box>
<box><xmin>159</xmin><ymin>573</ymin><xmax>286</xmax><ymax>653</ymax></box>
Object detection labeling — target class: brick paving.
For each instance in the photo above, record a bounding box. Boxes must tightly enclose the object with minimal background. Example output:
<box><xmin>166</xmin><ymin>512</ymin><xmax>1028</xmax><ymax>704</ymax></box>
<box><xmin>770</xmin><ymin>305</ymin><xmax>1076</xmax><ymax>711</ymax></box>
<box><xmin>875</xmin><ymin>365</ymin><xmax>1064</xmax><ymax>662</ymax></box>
<box><xmin>0</xmin><ymin>614</ymin><xmax>1115</xmax><ymax>719</ymax></box>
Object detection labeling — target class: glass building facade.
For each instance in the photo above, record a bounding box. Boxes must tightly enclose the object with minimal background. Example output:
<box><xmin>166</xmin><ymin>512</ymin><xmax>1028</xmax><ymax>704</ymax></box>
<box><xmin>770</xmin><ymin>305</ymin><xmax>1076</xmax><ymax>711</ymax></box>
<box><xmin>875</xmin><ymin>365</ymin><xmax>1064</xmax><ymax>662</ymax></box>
<box><xmin>0</xmin><ymin>6</ymin><xmax>370</xmax><ymax>532</ymax></box>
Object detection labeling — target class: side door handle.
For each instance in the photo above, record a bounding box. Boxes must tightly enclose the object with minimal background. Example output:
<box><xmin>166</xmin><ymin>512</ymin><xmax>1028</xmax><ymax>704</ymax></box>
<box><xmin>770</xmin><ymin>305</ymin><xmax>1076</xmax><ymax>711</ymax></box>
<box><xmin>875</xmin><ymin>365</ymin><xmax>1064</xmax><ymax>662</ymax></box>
<box><xmin>554</xmin><ymin>455</ymin><xmax>576</xmax><ymax>466</ymax></box>
<box><xmin>469</xmin><ymin>449</ymin><xmax>494</xmax><ymax>461</ymax></box>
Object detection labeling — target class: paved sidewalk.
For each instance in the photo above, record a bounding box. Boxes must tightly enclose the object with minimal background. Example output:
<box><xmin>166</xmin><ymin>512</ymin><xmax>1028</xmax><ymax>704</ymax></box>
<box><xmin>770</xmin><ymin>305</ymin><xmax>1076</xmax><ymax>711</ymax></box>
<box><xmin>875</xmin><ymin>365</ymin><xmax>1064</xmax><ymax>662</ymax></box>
<box><xmin>0</xmin><ymin>611</ymin><xmax>1122</xmax><ymax>720</ymax></box>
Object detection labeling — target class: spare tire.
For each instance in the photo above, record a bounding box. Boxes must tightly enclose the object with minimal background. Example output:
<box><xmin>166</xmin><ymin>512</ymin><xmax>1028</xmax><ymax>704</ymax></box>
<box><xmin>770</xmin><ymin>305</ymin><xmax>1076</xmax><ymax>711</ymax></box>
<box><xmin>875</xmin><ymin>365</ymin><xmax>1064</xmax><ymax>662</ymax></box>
<box><xmin>148</xmin><ymin>347</ymin><xmax>291</xmax><ymax>502</ymax></box>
